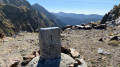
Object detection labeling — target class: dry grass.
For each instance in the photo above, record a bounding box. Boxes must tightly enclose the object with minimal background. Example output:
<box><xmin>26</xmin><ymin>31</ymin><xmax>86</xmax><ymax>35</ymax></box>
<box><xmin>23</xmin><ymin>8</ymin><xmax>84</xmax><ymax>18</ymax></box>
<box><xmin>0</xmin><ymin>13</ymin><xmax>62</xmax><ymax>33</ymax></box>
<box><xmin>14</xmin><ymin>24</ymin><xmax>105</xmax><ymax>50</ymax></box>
<box><xmin>108</xmin><ymin>40</ymin><xmax>120</xmax><ymax>46</ymax></box>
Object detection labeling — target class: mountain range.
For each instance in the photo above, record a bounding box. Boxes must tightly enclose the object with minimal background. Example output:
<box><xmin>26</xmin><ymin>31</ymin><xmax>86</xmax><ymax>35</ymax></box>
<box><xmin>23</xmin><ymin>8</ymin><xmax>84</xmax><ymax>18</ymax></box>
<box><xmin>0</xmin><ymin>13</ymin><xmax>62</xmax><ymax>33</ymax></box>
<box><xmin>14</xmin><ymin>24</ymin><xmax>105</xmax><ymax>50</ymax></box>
<box><xmin>52</xmin><ymin>12</ymin><xmax>103</xmax><ymax>25</ymax></box>
<box><xmin>1</xmin><ymin>0</ymin><xmax>118</xmax><ymax>36</ymax></box>
<box><xmin>0</xmin><ymin>0</ymin><xmax>65</xmax><ymax>36</ymax></box>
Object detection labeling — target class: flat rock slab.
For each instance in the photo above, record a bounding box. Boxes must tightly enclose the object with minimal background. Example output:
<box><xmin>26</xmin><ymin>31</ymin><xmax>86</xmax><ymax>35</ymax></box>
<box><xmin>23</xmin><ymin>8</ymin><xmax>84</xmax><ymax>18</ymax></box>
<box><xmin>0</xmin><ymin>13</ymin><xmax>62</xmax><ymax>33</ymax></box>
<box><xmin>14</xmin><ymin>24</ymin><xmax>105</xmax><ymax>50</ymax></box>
<box><xmin>27</xmin><ymin>53</ymin><xmax>75</xmax><ymax>67</ymax></box>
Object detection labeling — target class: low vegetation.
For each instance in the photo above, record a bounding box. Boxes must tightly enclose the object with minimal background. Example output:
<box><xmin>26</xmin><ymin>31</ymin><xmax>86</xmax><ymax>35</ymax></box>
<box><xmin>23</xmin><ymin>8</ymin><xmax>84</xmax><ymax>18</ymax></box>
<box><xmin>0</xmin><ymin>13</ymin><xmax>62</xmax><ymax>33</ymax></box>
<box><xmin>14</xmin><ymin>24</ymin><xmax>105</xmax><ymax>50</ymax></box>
<box><xmin>108</xmin><ymin>40</ymin><xmax>120</xmax><ymax>46</ymax></box>
<box><xmin>113</xmin><ymin>4</ymin><xmax>120</xmax><ymax>20</ymax></box>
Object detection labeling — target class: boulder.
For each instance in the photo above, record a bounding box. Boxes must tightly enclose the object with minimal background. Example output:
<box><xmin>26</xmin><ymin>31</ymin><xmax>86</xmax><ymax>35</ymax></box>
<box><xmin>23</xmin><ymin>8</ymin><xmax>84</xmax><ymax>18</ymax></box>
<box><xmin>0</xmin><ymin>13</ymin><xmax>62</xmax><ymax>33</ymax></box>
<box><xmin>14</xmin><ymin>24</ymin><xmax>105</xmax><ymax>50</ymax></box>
<box><xmin>84</xmin><ymin>25</ymin><xmax>91</xmax><ymax>30</ymax></box>
<box><xmin>90</xmin><ymin>23</ymin><xmax>98</xmax><ymax>28</ymax></box>
<box><xmin>109</xmin><ymin>36</ymin><xmax>118</xmax><ymax>41</ymax></box>
<box><xmin>62</xmin><ymin>25</ymin><xmax>73</xmax><ymax>31</ymax></box>
<box><xmin>94</xmin><ymin>24</ymin><xmax>106</xmax><ymax>29</ymax></box>
<box><xmin>66</xmin><ymin>25</ymin><xmax>73</xmax><ymax>28</ymax></box>
<box><xmin>75</xmin><ymin>25</ymin><xmax>84</xmax><ymax>29</ymax></box>
<box><xmin>27</xmin><ymin>53</ymin><xmax>76</xmax><ymax>67</ymax></box>
<box><xmin>65</xmin><ymin>28</ymin><xmax>71</xmax><ymax>31</ymax></box>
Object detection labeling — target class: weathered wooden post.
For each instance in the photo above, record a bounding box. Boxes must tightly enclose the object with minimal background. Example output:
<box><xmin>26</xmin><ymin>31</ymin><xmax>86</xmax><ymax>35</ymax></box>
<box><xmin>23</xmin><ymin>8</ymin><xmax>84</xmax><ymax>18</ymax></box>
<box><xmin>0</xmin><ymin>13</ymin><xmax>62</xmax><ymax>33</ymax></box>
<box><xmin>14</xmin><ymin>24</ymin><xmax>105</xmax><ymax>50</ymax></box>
<box><xmin>38</xmin><ymin>27</ymin><xmax>61</xmax><ymax>67</ymax></box>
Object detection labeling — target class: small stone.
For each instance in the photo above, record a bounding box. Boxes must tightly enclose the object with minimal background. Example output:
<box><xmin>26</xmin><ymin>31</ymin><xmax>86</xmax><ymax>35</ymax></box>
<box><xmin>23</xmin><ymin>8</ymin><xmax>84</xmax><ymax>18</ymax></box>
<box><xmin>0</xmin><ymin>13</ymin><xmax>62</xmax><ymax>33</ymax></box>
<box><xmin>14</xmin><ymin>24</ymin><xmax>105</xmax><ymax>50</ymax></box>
<box><xmin>69</xmin><ymin>48</ymin><xmax>80</xmax><ymax>58</ymax></box>
<box><xmin>69</xmin><ymin>63</ymin><xmax>74</xmax><ymax>67</ymax></box>
<box><xmin>75</xmin><ymin>59</ymin><xmax>82</xmax><ymax>65</ymax></box>
<box><xmin>18</xmin><ymin>33</ymin><xmax>24</xmax><ymax>36</ymax></box>
<box><xmin>3</xmin><ymin>39</ymin><xmax>9</xmax><ymax>42</ymax></box>
<box><xmin>23</xmin><ymin>55</ymin><xmax>35</xmax><ymax>60</ymax></box>
<box><xmin>35</xmin><ymin>51</ymin><xmax>40</xmax><ymax>57</ymax></box>
<box><xmin>21</xmin><ymin>59</ymin><xmax>32</xmax><ymax>66</ymax></box>
<box><xmin>61</xmin><ymin>46</ymin><xmax>70</xmax><ymax>54</ymax></box>
<box><xmin>2</xmin><ymin>37</ymin><xmax>13</xmax><ymax>42</ymax></box>
<box><xmin>61</xmin><ymin>34</ymin><xmax>64</xmax><ymax>37</ymax></box>
<box><xmin>75</xmin><ymin>58</ymin><xmax>88</xmax><ymax>67</ymax></box>
<box><xmin>97</xmin><ymin>48</ymin><xmax>110</xmax><ymax>55</ymax></box>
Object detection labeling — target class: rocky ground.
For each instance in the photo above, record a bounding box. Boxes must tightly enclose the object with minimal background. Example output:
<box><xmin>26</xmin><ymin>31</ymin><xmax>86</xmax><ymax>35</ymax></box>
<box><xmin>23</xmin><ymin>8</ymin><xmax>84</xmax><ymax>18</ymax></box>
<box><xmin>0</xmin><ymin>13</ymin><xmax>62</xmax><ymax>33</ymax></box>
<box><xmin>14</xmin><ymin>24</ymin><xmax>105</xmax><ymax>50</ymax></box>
<box><xmin>0</xmin><ymin>33</ymin><xmax>39</xmax><ymax>67</ymax></box>
<box><xmin>0</xmin><ymin>29</ymin><xmax>120</xmax><ymax>67</ymax></box>
<box><xmin>62</xmin><ymin>29</ymin><xmax>120</xmax><ymax>67</ymax></box>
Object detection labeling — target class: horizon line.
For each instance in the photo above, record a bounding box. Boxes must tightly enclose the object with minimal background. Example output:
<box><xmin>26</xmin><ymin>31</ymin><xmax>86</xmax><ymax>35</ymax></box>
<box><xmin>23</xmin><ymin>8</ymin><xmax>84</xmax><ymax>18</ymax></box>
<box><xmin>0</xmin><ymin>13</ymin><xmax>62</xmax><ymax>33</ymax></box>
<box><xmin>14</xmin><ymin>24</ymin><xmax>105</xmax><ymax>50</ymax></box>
<box><xmin>51</xmin><ymin>12</ymin><xmax>105</xmax><ymax>16</ymax></box>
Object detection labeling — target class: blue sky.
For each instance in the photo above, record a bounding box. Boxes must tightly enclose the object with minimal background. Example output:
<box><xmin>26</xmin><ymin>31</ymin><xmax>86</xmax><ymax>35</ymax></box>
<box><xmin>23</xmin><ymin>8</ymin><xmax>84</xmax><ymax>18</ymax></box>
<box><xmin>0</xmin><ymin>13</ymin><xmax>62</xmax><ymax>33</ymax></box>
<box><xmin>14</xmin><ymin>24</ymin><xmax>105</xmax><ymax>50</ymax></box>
<box><xmin>27</xmin><ymin>0</ymin><xmax>120</xmax><ymax>15</ymax></box>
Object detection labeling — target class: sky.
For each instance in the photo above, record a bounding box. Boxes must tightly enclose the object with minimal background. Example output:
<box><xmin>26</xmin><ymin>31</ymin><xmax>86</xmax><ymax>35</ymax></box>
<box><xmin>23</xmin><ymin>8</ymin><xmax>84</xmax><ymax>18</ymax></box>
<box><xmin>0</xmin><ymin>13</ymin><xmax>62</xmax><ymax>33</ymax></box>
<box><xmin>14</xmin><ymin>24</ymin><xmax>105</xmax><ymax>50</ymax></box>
<box><xmin>27</xmin><ymin>0</ymin><xmax>120</xmax><ymax>15</ymax></box>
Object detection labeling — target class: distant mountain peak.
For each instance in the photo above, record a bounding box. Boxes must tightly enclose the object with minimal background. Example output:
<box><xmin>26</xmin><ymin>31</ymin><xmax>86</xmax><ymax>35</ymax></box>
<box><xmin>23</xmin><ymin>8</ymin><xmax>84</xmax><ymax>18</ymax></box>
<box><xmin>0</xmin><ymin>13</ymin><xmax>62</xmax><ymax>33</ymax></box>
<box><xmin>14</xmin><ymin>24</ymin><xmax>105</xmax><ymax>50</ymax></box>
<box><xmin>52</xmin><ymin>12</ymin><xmax>103</xmax><ymax>25</ymax></box>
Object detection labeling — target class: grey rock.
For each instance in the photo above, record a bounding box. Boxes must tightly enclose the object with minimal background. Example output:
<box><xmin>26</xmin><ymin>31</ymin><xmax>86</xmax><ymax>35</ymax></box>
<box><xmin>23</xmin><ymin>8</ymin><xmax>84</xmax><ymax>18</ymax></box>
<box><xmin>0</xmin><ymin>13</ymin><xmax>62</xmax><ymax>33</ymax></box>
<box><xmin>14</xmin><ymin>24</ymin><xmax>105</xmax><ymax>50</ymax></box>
<box><xmin>115</xmin><ymin>17</ymin><xmax>120</xmax><ymax>24</ymax></box>
<box><xmin>27</xmin><ymin>53</ymin><xmax>76</xmax><ymax>67</ymax></box>
<box><xmin>75</xmin><ymin>58</ymin><xmax>88</xmax><ymax>67</ymax></box>
<box><xmin>97</xmin><ymin>48</ymin><xmax>110</xmax><ymax>55</ymax></box>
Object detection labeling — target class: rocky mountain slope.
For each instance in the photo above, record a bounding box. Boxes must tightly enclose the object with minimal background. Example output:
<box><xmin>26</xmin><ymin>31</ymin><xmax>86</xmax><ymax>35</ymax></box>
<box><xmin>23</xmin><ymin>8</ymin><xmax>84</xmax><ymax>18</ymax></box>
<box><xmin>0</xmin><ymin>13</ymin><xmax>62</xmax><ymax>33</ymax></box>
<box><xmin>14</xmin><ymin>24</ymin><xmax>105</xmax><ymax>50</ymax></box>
<box><xmin>100</xmin><ymin>4</ymin><xmax>120</xmax><ymax>26</ymax></box>
<box><xmin>32</xmin><ymin>3</ymin><xmax>65</xmax><ymax>27</ymax></box>
<box><xmin>0</xmin><ymin>0</ymin><xmax>32</xmax><ymax>8</ymax></box>
<box><xmin>52</xmin><ymin>12</ymin><xmax>103</xmax><ymax>25</ymax></box>
<box><xmin>0</xmin><ymin>0</ymin><xmax>64</xmax><ymax>36</ymax></box>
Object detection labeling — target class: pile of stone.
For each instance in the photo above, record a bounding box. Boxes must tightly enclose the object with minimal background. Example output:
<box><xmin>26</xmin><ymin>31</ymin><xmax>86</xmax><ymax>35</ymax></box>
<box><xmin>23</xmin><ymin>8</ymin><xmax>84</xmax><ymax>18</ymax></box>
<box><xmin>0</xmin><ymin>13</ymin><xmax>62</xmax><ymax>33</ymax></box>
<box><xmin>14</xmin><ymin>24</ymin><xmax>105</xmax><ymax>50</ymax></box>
<box><xmin>26</xmin><ymin>27</ymin><xmax>87</xmax><ymax>67</ymax></box>
<box><xmin>22</xmin><ymin>50</ymin><xmax>40</xmax><ymax>66</ymax></box>
<box><xmin>24</xmin><ymin>46</ymin><xmax>87</xmax><ymax>67</ymax></box>
<box><xmin>76</xmin><ymin>22</ymin><xmax>106</xmax><ymax>30</ymax></box>
<box><xmin>62</xmin><ymin>22</ymin><xmax>107</xmax><ymax>31</ymax></box>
